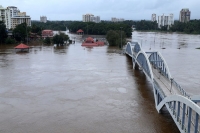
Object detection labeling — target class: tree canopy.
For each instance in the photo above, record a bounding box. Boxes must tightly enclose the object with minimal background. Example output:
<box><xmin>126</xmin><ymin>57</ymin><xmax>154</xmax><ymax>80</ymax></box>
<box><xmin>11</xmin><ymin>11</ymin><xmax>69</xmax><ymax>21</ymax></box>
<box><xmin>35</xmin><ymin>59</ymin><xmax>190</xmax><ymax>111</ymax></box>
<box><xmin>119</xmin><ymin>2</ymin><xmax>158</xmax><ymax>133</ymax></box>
<box><xmin>53</xmin><ymin>32</ymin><xmax>69</xmax><ymax>45</ymax></box>
<box><xmin>106</xmin><ymin>30</ymin><xmax>126</xmax><ymax>48</ymax></box>
<box><xmin>67</xmin><ymin>21</ymin><xmax>132</xmax><ymax>37</ymax></box>
<box><xmin>13</xmin><ymin>23</ymin><xmax>31</xmax><ymax>42</ymax></box>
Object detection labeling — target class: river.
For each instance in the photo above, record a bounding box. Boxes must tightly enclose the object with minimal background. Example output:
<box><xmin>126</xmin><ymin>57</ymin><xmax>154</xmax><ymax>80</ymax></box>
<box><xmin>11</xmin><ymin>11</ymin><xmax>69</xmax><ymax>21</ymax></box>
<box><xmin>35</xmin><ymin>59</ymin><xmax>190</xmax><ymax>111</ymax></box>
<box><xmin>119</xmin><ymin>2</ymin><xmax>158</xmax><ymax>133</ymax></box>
<box><xmin>0</xmin><ymin>31</ymin><xmax>199</xmax><ymax>133</ymax></box>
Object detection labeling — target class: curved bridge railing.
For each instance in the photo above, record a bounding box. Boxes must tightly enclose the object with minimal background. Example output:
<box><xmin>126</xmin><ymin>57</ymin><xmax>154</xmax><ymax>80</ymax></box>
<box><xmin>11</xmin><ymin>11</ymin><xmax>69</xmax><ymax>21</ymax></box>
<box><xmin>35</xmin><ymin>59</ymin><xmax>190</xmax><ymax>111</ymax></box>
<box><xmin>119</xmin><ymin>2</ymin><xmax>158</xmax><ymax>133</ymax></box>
<box><xmin>125</xmin><ymin>42</ymin><xmax>200</xmax><ymax>133</ymax></box>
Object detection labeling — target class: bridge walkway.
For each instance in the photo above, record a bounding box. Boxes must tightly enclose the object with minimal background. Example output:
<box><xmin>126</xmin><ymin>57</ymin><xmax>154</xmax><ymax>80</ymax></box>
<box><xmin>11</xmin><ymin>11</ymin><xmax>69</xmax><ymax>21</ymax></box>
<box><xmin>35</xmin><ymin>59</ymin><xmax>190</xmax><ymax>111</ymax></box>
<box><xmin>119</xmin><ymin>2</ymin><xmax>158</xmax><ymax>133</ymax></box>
<box><xmin>152</xmin><ymin>64</ymin><xmax>182</xmax><ymax>96</ymax></box>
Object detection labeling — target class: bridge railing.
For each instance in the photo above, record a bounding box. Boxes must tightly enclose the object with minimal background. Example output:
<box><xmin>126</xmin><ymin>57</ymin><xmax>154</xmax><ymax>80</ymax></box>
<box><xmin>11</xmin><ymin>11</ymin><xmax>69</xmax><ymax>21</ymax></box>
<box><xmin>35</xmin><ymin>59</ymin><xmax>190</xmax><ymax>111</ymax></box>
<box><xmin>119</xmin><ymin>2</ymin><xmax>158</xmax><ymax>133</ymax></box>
<box><xmin>172</xmin><ymin>80</ymin><xmax>191</xmax><ymax>99</ymax></box>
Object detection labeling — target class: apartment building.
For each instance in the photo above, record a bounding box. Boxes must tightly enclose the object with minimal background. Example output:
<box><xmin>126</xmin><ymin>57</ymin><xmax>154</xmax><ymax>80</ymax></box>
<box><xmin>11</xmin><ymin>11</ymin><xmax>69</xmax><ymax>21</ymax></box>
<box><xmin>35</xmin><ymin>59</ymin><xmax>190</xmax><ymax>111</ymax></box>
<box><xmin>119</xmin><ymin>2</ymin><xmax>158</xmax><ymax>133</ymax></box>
<box><xmin>157</xmin><ymin>14</ymin><xmax>174</xmax><ymax>29</ymax></box>
<box><xmin>151</xmin><ymin>14</ymin><xmax>156</xmax><ymax>22</ymax></box>
<box><xmin>0</xmin><ymin>5</ymin><xmax>31</xmax><ymax>29</ymax></box>
<box><xmin>40</xmin><ymin>16</ymin><xmax>47</xmax><ymax>23</ymax></box>
<box><xmin>111</xmin><ymin>17</ymin><xmax>124</xmax><ymax>22</ymax></box>
<box><xmin>179</xmin><ymin>8</ymin><xmax>191</xmax><ymax>23</ymax></box>
<box><xmin>82</xmin><ymin>14</ymin><xmax>100</xmax><ymax>23</ymax></box>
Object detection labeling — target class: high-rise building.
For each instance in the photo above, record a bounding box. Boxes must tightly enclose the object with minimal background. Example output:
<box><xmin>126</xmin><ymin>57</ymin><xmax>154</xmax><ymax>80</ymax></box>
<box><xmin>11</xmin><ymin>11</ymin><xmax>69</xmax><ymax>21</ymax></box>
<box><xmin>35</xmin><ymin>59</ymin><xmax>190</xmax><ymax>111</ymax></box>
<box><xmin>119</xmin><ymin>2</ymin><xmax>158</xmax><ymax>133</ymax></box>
<box><xmin>83</xmin><ymin>14</ymin><xmax>93</xmax><ymax>22</ymax></box>
<box><xmin>82</xmin><ymin>14</ymin><xmax>100</xmax><ymax>23</ymax></box>
<box><xmin>157</xmin><ymin>14</ymin><xmax>174</xmax><ymax>29</ymax></box>
<box><xmin>179</xmin><ymin>8</ymin><xmax>191</xmax><ymax>23</ymax></box>
<box><xmin>151</xmin><ymin>14</ymin><xmax>156</xmax><ymax>22</ymax></box>
<box><xmin>111</xmin><ymin>17</ymin><xmax>124</xmax><ymax>22</ymax></box>
<box><xmin>40</xmin><ymin>16</ymin><xmax>47</xmax><ymax>23</ymax></box>
<box><xmin>90</xmin><ymin>16</ymin><xmax>100</xmax><ymax>23</ymax></box>
<box><xmin>0</xmin><ymin>5</ymin><xmax>6</xmax><ymax>22</ymax></box>
<box><xmin>0</xmin><ymin>5</ymin><xmax>31</xmax><ymax>29</ymax></box>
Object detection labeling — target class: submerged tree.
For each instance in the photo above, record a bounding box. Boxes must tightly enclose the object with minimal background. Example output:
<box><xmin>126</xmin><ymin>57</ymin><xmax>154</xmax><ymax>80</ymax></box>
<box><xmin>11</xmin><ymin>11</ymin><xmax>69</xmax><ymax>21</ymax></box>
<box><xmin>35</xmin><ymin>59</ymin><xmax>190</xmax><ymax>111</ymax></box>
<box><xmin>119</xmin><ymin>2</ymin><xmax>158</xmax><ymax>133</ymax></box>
<box><xmin>106</xmin><ymin>30</ymin><xmax>126</xmax><ymax>48</ymax></box>
<box><xmin>53</xmin><ymin>32</ymin><xmax>69</xmax><ymax>45</ymax></box>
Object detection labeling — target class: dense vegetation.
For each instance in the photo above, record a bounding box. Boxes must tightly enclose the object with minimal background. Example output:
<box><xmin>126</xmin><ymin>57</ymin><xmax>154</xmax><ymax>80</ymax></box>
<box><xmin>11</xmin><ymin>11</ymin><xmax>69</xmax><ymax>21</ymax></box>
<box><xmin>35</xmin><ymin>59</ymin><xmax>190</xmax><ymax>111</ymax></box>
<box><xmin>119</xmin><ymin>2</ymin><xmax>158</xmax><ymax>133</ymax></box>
<box><xmin>13</xmin><ymin>23</ymin><xmax>31</xmax><ymax>42</ymax></box>
<box><xmin>170</xmin><ymin>20</ymin><xmax>200</xmax><ymax>34</ymax></box>
<box><xmin>67</xmin><ymin>21</ymin><xmax>132</xmax><ymax>37</ymax></box>
<box><xmin>129</xmin><ymin>19</ymin><xmax>200</xmax><ymax>34</ymax></box>
<box><xmin>31</xmin><ymin>21</ymin><xmax>71</xmax><ymax>31</ymax></box>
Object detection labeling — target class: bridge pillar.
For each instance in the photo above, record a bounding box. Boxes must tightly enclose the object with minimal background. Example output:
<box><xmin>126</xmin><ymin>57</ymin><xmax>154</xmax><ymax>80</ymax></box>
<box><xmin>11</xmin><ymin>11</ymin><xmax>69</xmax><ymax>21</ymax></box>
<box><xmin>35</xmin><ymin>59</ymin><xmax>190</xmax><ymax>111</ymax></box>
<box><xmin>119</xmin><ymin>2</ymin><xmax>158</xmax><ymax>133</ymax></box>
<box><xmin>182</xmin><ymin>104</ymin><xmax>186</xmax><ymax>130</ymax></box>
<box><xmin>177</xmin><ymin>102</ymin><xmax>180</xmax><ymax>122</ymax></box>
<box><xmin>173</xmin><ymin>101</ymin><xmax>176</xmax><ymax>112</ymax></box>
<box><xmin>187</xmin><ymin>107</ymin><xmax>192</xmax><ymax>133</ymax></box>
<box><xmin>194</xmin><ymin>113</ymin><xmax>199</xmax><ymax>133</ymax></box>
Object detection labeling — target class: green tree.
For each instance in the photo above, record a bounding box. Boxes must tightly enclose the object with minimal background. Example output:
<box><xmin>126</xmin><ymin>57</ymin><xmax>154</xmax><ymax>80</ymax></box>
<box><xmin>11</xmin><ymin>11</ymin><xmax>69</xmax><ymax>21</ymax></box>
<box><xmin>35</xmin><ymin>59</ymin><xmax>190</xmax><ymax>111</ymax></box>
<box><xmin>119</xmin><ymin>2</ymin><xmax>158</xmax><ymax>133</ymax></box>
<box><xmin>53</xmin><ymin>33</ymin><xmax>69</xmax><ymax>45</ymax></box>
<box><xmin>13</xmin><ymin>23</ymin><xmax>30</xmax><ymax>42</ymax></box>
<box><xmin>106</xmin><ymin>30</ymin><xmax>126</xmax><ymax>48</ymax></box>
<box><xmin>0</xmin><ymin>21</ymin><xmax>7</xmax><ymax>44</ymax></box>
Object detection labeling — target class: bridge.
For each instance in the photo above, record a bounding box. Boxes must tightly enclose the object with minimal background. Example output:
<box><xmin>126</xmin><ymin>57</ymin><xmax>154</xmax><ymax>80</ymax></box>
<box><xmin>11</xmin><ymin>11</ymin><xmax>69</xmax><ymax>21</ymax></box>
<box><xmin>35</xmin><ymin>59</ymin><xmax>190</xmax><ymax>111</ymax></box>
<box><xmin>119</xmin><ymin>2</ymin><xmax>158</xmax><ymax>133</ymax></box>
<box><xmin>125</xmin><ymin>42</ymin><xmax>200</xmax><ymax>133</ymax></box>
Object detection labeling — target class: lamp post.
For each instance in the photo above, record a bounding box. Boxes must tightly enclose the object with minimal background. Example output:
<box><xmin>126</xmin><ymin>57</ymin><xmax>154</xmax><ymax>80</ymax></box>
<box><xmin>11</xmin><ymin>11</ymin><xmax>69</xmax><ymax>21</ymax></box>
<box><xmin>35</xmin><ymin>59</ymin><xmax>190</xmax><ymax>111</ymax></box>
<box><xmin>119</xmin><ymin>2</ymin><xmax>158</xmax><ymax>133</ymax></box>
<box><xmin>170</xmin><ymin>78</ymin><xmax>174</xmax><ymax>93</ymax></box>
<box><xmin>158</xmin><ymin>66</ymin><xmax>161</xmax><ymax>79</ymax></box>
<box><xmin>120</xmin><ymin>27</ymin><xmax>123</xmax><ymax>49</ymax></box>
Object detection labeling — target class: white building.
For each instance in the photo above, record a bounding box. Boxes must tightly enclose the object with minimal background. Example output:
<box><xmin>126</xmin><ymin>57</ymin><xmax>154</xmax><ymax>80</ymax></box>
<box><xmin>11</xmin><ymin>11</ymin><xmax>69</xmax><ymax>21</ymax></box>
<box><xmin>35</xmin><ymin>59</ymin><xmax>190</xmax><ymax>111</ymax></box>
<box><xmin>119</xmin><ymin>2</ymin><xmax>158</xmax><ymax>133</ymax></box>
<box><xmin>111</xmin><ymin>17</ymin><xmax>124</xmax><ymax>22</ymax></box>
<box><xmin>0</xmin><ymin>5</ymin><xmax>31</xmax><ymax>29</ymax></box>
<box><xmin>82</xmin><ymin>14</ymin><xmax>100</xmax><ymax>23</ymax></box>
<box><xmin>0</xmin><ymin>5</ymin><xmax>6</xmax><ymax>21</ymax></box>
<box><xmin>91</xmin><ymin>16</ymin><xmax>100</xmax><ymax>23</ymax></box>
<box><xmin>151</xmin><ymin>14</ymin><xmax>156</xmax><ymax>22</ymax></box>
<box><xmin>40</xmin><ymin>16</ymin><xmax>47</xmax><ymax>23</ymax></box>
<box><xmin>157</xmin><ymin>14</ymin><xmax>174</xmax><ymax>29</ymax></box>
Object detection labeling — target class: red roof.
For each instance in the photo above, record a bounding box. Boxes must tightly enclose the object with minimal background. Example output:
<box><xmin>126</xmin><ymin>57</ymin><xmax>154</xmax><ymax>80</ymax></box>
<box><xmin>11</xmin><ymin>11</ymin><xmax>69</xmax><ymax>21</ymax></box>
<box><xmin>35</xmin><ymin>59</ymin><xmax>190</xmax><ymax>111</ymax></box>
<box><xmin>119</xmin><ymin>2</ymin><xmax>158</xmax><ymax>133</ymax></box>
<box><xmin>85</xmin><ymin>37</ymin><xmax>94</xmax><ymax>43</ymax></box>
<box><xmin>77</xmin><ymin>29</ymin><xmax>84</xmax><ymax>33</ymax></box>
<box><xmin>14</xmin><ymin>43</ymin><xmax>29</xmax><ymax>49</ymax></box>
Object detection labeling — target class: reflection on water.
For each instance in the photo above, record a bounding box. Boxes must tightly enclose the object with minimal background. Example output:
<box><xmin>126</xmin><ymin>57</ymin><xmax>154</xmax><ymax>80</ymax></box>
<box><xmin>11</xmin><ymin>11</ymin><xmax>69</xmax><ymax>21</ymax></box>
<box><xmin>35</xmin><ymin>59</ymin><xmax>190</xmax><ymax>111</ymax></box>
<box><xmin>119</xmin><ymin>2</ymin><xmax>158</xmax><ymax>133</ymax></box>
<box><xmin>0</xmin><ymin>31</ymin><xmax>199</xmax><ymax>133</ymax></box>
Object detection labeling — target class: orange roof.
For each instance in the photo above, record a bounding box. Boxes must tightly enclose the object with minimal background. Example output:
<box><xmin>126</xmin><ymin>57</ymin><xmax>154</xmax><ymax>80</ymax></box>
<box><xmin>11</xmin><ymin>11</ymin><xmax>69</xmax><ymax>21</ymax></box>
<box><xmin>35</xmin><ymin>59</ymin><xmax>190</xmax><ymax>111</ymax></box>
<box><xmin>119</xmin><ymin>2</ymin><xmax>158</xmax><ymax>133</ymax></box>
<box><xmin>14</xmin><ymin>43</ymin><xmax>29</xmax><ymax>49</ymax></box>
<box><xmin>85</xmin><ymin>37</ymin><xmax>94</xmax><ymax>42</ymax></box>
<box><xmin>77</xmin><ymin>29</ymin><xmax>84</xmax><ymax>33</ymax></box>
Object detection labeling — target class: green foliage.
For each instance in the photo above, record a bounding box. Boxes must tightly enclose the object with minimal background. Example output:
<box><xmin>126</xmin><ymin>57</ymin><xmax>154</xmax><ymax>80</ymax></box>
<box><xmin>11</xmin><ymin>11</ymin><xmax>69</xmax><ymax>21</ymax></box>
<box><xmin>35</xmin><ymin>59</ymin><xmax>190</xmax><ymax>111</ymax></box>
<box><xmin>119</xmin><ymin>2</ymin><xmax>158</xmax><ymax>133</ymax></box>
<box><xmin>31</xmin><ymin>21</ymin><xmax>72</xmax><ymax>31</ymax></box>
<box><xmin>53</xmin><ymin>32</ymin><xmax>69</xmax><ymax>45</ymax></box>
<box><xmin>0</xmin><ymin>21</ymin><xmax>7</xmax><ymax>44</ymax></box>
<box><xmin>170</xmin><ymin>20</ymin><xmax>200</xmax><ymax>34</ymax></box>
<box><xmin>13</xmin><ymin>23</ymin><xmax>30</xmax><ymax>42</ymax></box>
<box><xmin>43</xmin><ymin>37</ymin><xmax>51</xmax><ymax>44</ymax></box>
<box><xmin>106</xmin><ymin>30</ymin><xmax>126</xmax><ymax>48</ymax></box>
<box><xmin>31</xmin><ymin>24</ymin><xmax>42</xmax><ymax>35</ymax></box>
<box><xmin>135</xmin><ymin>20</ymin><xmax>158</xmax><ymax>30</ymax></box>
<box><xmin>5</xmin><ymin>37</ymin><xmax>16</xmax><ymax>44</ymax></box>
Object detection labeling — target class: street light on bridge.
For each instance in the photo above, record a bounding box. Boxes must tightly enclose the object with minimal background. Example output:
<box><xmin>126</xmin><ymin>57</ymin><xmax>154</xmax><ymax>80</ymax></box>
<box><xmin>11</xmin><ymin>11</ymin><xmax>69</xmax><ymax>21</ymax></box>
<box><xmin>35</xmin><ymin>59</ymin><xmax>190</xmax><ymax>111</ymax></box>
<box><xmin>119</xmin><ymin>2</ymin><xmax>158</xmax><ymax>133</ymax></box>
<box><xmin>170</xmin><ymin>78</ymin><xmax>174</xmax><ymax>93</ymax></box>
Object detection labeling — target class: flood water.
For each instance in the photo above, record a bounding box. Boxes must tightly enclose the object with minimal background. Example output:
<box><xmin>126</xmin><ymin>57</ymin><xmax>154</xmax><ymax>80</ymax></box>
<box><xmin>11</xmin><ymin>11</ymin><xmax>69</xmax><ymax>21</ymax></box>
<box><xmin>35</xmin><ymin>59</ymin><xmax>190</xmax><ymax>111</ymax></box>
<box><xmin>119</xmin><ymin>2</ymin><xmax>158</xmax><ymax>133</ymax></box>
<box><xmin>0</xmin><ymin>31</ymin><xmax>200</xmax><ymax>133</ymax></box>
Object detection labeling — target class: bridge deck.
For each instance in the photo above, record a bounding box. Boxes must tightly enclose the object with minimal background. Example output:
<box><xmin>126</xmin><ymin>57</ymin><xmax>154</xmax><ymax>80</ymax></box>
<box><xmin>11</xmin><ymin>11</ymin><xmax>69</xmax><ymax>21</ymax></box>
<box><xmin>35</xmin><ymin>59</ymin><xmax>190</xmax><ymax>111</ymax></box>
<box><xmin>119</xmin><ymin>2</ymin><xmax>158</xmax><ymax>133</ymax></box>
<box><xmin>152</xmin><ymin>64</ymin><xmax>182</xmax><ymax>96</ymax></box>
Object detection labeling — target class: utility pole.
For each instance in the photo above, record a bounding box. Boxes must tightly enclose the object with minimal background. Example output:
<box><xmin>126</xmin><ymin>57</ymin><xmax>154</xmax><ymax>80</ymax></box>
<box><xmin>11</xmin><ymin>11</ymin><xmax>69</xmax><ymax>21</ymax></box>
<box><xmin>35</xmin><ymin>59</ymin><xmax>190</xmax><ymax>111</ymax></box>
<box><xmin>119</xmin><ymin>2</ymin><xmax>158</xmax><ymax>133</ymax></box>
<box><xmin>120</xmin><ymin>27</ymin><xmax>123</xmax><ymax>49</ymax></box>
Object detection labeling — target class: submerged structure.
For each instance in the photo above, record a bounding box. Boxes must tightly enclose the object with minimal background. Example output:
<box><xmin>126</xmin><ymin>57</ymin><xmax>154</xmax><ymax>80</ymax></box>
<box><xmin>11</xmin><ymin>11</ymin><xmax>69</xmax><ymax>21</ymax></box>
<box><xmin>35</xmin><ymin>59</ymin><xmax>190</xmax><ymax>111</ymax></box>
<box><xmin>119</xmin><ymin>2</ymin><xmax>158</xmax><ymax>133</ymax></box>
<box><xmin>14</xmin><ymin>43</ymin><xmax>29</xmax><ymax>52</ymax></box>
<box><xmin>82</xmin><ymin>37</ymin><xmax>104</xmax><ymax>47</ymax></box>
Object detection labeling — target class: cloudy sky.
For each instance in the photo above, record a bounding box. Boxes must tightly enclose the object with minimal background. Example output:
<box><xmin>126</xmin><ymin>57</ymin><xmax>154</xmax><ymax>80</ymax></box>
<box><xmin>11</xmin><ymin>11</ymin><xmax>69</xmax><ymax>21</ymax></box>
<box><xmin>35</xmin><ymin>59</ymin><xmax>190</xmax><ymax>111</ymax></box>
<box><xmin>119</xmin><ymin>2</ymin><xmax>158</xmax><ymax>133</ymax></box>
<box><xmin>1</xmin><ymin>0</ymin><xmax>200</xmax><ymax>21</ymax></box>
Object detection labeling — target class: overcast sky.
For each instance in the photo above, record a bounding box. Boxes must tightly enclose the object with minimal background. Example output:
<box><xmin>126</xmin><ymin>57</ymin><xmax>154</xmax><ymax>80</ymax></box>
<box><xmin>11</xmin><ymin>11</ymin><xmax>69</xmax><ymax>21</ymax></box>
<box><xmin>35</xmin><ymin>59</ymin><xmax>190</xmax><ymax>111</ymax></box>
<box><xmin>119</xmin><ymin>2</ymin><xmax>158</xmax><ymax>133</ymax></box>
<box><xmin>1</xmin><ymin>0</ymin><xmax>200</xmax><ymax>21</ymax></box>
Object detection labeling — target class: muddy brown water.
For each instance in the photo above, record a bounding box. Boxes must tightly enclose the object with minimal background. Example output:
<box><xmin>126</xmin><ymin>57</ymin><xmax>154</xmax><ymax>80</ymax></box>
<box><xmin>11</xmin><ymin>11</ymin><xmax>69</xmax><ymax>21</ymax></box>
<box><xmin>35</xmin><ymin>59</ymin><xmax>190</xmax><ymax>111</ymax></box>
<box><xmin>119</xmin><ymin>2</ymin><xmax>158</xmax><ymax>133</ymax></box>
<box><xmin>0</xmin><ymin>31</ymin><xmax>200</xmax><ymax>133</ymax></box>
